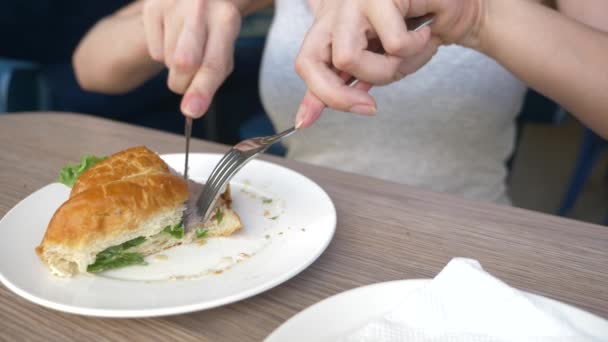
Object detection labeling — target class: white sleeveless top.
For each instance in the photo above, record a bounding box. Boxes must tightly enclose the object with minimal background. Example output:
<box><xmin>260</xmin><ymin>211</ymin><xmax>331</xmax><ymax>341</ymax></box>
<box><xmin>259</xmin><ymin>0</ymin><xmax>527</xmax><ymax>204</ymax></box>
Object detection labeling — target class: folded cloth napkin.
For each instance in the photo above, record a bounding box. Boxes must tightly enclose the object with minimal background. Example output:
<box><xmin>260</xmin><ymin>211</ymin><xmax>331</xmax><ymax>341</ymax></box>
<box><xmin>342</xmin><ymin>258</ymin><xmax>604</xmax><ymax>342</ymax></box>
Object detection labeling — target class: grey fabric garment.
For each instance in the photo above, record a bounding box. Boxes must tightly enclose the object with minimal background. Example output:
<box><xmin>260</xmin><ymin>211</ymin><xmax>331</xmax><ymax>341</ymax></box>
<box><xmin>259</xmin><ymin>0</ymin><xmax>527</xmax><ymax>204</ymax></box>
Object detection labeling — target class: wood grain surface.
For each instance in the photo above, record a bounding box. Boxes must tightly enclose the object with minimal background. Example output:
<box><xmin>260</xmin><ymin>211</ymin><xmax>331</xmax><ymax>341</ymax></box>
<box><xmin>1</xmin><ymin>112</ymin><xmax>607</xmax><ymax>341</ymax></box>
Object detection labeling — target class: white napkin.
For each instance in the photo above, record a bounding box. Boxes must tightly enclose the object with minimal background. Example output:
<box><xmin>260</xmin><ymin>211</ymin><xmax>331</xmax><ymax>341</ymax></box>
<box><xmin>342</xmin><ymin>258</ymin><xmax>603</xmax><ymax>342</ymax></box>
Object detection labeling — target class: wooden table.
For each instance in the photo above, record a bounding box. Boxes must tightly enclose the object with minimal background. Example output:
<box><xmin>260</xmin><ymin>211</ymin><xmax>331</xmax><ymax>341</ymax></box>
<box><xmin>1</xmin><ymin>112</ymin><xmax>607</xmax><ymax>341</ymax></box>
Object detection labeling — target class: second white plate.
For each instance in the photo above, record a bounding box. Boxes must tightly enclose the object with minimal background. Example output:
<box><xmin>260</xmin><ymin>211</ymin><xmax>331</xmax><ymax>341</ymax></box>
<box><xmin>266</xmin><ymin>280</ymin><xmax>608</xmax><ymax>341</ymax></box>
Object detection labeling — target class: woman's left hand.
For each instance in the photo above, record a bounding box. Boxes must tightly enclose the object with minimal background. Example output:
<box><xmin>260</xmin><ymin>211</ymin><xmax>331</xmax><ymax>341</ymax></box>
<box><xmin>294</xmin><ymin>0</ymin><xmax>482</xmax><ymax>128</ymax></box>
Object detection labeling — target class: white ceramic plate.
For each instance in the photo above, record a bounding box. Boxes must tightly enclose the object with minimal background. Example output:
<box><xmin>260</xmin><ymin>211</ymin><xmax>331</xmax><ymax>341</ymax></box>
<box><xmin>0</xmin><ymin>153</ymin><xmax>336</xmax><ymax>317</ymax></box>
<box><xmin>266</xmin><ymin>279</ymin><xmax>608</xmax><ymax>341</ymax></box>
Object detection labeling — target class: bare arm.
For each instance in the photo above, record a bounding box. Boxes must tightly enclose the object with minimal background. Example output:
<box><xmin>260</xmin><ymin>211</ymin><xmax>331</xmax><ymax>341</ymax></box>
<box><xmin>477</xmin><ymin>0</ymin><xmax>608</xmax><ymax>137</ymax></box>
<box><xmin>72</xmin><ymin>1</ymin><xmax>161</xmax><ymax>94</ymax></box>
<box><xmin>294</xmin><ymin>0</ymin><xmax>608</xmax><ymax>138</ymax></box>
<box><xmin>73</xmin><ymin>0</ymin><xmax>273</xmax><ymax>96</ymax></box>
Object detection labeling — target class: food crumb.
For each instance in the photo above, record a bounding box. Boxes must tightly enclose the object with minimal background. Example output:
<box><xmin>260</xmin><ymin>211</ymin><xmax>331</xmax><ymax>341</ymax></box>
<box><xmin>270</xmin><ymin>216</ymin><xmax>279</xmax><ymax>220</ymax></box>
<box><xmin>213</xmin><ymin>270</ymin><xmax>223</xmax><ymax>275</ymax></box>
<box><xmin>265</xmin><ymin>234</ymin><xmax>270</xmax><ymax>239</ymax></box>
<box><xmin>301</xmin><ymin>228</ymin><xmax>306</xmax><ymax>232</ymax></box>
<box><xmin>262</xmin><ymin>197</ymin><xmax>273</xmax><ymax>204</ymax></box>
<box><xmin>196</xmin><ymin>239</ymin><xmax>207</xmax><ymax>246</ymax></box>
<box><xmin>239</xmin><ymin>253</ymin><xmax>251</xmax><ymax>258</ymax></box>
<box><xmin>263</xmin><ymin>210</ymin><xmax>270</xmax><ymax>217</ymax></box>
<box><xmin>278</xmin><ymin>232</ymin><xmax>284</xmax><ymax>235</ymax></box>
<box><xmin>154</xmin><ymin>254</ymin><xmax>169</xmax><ymax>261</ymax></box>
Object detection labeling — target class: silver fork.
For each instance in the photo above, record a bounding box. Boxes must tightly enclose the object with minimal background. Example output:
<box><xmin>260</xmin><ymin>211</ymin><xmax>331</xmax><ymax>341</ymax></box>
<box><xmin>195</xmin><ymin>126</ymin><xmax>297</xmax><ymax>221</ymax></box>
<box><xmin>195</xmin><ymin>14</ymin><xmax>434</xmax><ymax>222</ymax></box>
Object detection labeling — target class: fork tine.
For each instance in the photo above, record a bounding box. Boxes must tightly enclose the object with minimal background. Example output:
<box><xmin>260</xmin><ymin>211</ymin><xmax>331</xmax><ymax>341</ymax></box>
<box><xmin>195</xmin><ymin>126</ymin><xmax>298</xmax><ymax>220</ymax></box>
<box><xmin>195</xmin><ymin>150</ymin><xmax>240</xmax><ymax>218</ymax></box>
<box><xmin>207</xmin><ymin>149</ymin><xmax>237</xmax><ymax>182</ymax></box>
<box><xmin>197</xmin><ymin>162</ymin><xmax>240</xmax><ymax>221</ymax></box>
<box><xmin>196</xmin><ymin>155</ymin><xmax>244</xmax><ymax>220</ymax></box>
<box><xmin>205</xmin><ymin>150</ymin><xmax>239</xmax><ymax>191</ymax></box>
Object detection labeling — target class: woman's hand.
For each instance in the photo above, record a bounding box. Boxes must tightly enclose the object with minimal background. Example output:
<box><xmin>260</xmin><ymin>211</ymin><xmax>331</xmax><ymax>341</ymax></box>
<box><xmin>143</xmin><ymin>0</ymin><xmax>242</xmax><ymax>118</ymax></box>
<box><xmin>294</xmin><ymin>0</ymin><xmax>484</xmax><ymax>128</ymax></box>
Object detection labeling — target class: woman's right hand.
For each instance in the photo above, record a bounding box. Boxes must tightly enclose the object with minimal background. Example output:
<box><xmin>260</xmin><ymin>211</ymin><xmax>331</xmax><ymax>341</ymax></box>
<box><xmin>143</xmin><ymin>0</ymin><xmax>242</xmax><ymax>118</ymax></box>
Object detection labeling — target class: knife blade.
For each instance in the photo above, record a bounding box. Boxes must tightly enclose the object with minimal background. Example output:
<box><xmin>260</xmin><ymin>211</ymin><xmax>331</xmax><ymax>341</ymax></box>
<box><xmin>184</xmin><ymin>116</ymin><xmax>192</xmax><ymax>180</ymax></box>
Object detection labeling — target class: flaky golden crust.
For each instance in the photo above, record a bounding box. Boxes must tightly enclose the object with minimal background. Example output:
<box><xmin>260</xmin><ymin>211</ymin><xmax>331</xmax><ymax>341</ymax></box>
<box><xmin>36</xmin><ymin>146</ymin><xmax>242</xmax><ymax>276</ymax></box>
<box><xmin>38</xmin><ymin>173</ymin><xmax>188</xmax><ymax>253</ymax></box>
<box><xmin>71</xmin><ymin>146</ymin><xmax>170</xmax><ymax>197</ymax></box>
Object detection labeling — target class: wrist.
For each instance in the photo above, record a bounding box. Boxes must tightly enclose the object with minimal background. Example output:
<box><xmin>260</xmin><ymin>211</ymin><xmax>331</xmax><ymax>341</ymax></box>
<box><xmin>474</xmin><ymin>0</ymin><xmax>521</xmax><ymax>56</ymax></box>
<box><xmin>473</xmin><ymin>0</ymin><xmax>496</xmax><ymax>54</ymax></box>
<box><xmin>456</xmin><ymin>0</ymin><xmax>488</xmax><ymax>50</ymax></box>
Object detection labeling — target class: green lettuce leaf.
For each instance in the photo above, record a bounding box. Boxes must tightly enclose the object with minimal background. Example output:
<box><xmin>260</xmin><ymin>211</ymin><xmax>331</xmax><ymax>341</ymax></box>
<box><xmin>57</xmin><ymin>155</ymin><xmax>106</xmax><ymax>187</ymax></box>
<box><xmin>163</xmin><ymin>222</ymin><xmax>185</xmax><ymax>239</ymax></box>
<box><xmin>87</xmin><ymin>237</ymin><xmax>147</xmax><ymax>273</ymax></box>
<box><xmin>195</xmin><ymin>228</ymin><xmax>208</xmax><ymax>239</ymax></box>
<box><xmin>215</xmin><ymin>208</ymin><xmax>223</xmax><ymax>224</ymax></box>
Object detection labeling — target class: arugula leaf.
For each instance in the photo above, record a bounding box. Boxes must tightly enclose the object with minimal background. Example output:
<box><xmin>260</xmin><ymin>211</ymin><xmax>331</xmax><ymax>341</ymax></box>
<box><xmin>215</xmin><ymin>208</ymin><xmax>224</xmax><ymax>224</ymax></box>
<box><xmin>87</xmin><ymin>237</ymin><xmax>147</xmax><ymax>273</ymax></box>
<box><xmin>57</xmin><ymin>155</ymin><xmax>106</xmax><ymax>187</ymax></box>
<box><xmin>118</xmin><ymin>236</ymin><xmax>146</xmax><ymax>249</ymax></box>
<box><xmin>195</xmin><ymin>228</ymin><xmax>209</xmax><ymax>238</ymax></box>
<box><xmin>163</xmin><ymin>222</ymin><xmax>184</xmax><ymax>239</ymax></box>
<box><xmin>87</xmin><ymin>253</ymin><xmax>146</xmax><ymax>273</ymax></box>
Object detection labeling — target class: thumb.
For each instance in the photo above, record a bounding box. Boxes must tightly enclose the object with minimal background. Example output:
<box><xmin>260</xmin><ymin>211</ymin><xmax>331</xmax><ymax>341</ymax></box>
<box><xmin>295</xmin><ymin>75</ymin><xmax>374</xmax><ymax>129</ymax></box>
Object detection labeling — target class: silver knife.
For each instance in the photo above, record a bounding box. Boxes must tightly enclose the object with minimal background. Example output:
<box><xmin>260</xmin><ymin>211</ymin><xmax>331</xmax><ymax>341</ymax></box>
<box><xmin>184</xmin><ymin>117</ymin><xmax>192</xmax><ymax>180</ymax></box>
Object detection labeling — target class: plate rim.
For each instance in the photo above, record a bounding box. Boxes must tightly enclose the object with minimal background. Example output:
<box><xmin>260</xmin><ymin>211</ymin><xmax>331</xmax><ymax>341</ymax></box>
<box><xmin>265</xmin><ymin>279</ymin><xmax>608</xmax><ymax>341</ymax></box>
<box><xmin>0</xmin><ymin>153</ymin><xmax>337</xmax><ymax>318</ymax></box>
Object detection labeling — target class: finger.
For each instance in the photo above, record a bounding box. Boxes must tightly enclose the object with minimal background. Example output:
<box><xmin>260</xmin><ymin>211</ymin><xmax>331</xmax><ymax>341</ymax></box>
<box><xmin>295</xmin><ymin>90</ymin><xmax>326</xmax><ymax>129</ymax></box>
<box><xmin>335</xmin><ymin>50</ymin><xmax>404</xmax><ymax>85</ymax></box>
<box><xmin>163</xmin><ymin>8</ymin><xmax>183</xmax><ymax>68</ymax></box>
<box><xmin>296</xmin><ymin>22</ymin><xmax>376</xmax><ymax>115</ymax></box>
<box><xmin>295</xmin><ymin>74</ymin><xmax>373</xmax><ymax>129</ymax></box>
<box><xmin>397</xmin><ymin>36</ymin><xmax>441</xmax><ymax>77</ymax></box>
<box><xmin>142</xmin><ymin>0</ymin><xmax>167</xmax><ymax>62</ymax></box>
<box><xmin>168</xmin><ymin>1</ymin><xmax>207</xmax><ymax>94</ymax></box>
<box><xmin>181</xmin><ymin>2</ymin><xmax>240</xmax><ymax>118</ymax></box>
<box><xmin>365</xmin><ymin>0</ymin><xmax>431</xmax><ymax>58</ymax></box>
<box><xmin>331</xmin><ymin>7</ymin><xmax>404</xmax><ymax>84</ymax></box>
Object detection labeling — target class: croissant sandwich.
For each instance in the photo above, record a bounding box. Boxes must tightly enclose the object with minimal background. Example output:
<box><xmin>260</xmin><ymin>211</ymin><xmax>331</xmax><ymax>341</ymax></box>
<box><xmin>36</xmin><ymin>146</ymin><xmax>242</xmax><ymax>277</ymax></box>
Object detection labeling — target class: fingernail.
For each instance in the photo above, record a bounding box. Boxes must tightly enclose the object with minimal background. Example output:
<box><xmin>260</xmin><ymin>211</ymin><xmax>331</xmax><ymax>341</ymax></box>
<box><xmin>295</xmin><ymin>106</ymin><xmax>307</xmax><ymax>129</ymax></box>
<box><xmin>349</xmin><ymin>104</ymin><xmax>377</xmax><ymax>115</ymax></box>
<box><xmin>182</xmin><ymin>97</ymin><xmax>206</xmax><ymax>118</ymax></box>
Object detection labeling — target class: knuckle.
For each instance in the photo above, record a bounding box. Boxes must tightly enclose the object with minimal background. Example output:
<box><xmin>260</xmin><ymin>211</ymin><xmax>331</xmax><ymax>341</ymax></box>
<box><xmin>332</xmin><ymin>51</ymin><xmax>355</xmax><ymax>71</ymax></box>
<box><xmin>392</xmin><ymin>65</ymin><xmax>409</xmax><ymax>82</ymax></box>
<box><xmin>225</xmin><ymin>59</ymin><xmax>235</xmax><ymax>74</ymax></box>
<box><xmin>173</xmin><ymin>51</ymin><xmax>199</xmax><ymax>71</ymax></box>
<box><xmin>214</xmin><ymin>1</ymin><xmax>241</xmax><ymax>26</ymax></box>
<box><xmin>142</xmin><ymin>0</ymin><xmax>158</xmax><ymax>15</ymax></box>
<box><xmin>148</xmin><ymin>47</ymin><xmax>164</xmax><ymax>62</ymax></box>
<box><xmin>167</xmin><ymin>75</ymin><xmax>186</xmax><ymax>94</ymax></box>
<box><xmin>294</xmin><ymin>57</ymin><xmax>307</xmax><ymax>77</ymax></box>
<box><xmin>327</xmin><ymin>97</ymin><xmax>350</xmax><ymax>111</ymax></box>
<box><xmin>382</xmin><ymin>36</ymin><xmax>406</xmax><ymax>56</ymax></box>
<box><xmin>202</xmin><ymin>59</ymin><xmax>229</xmax><ymax>75</ymax></box>
<box><xmin>189</xmin><ymin>0</ymin><xmax>206</xmax><ymax>16</ymax></box>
